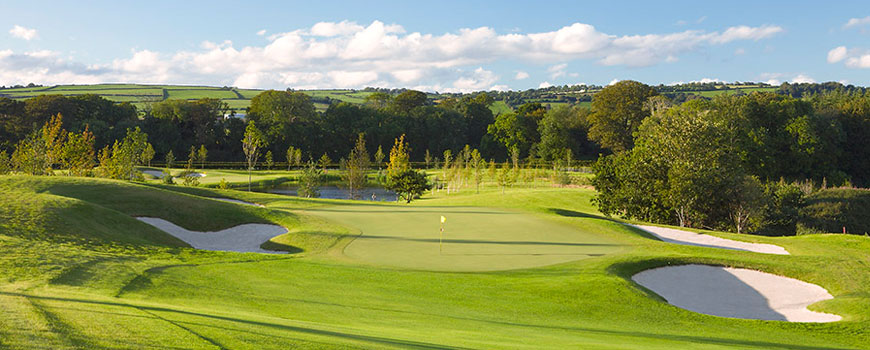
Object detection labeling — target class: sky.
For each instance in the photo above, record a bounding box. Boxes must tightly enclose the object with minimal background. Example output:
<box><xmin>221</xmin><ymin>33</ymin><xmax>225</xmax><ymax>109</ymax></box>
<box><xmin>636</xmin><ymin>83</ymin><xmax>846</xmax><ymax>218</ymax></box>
<box><xmin>2</xmin><ymin>0</ymin><xmax>870</xmax><ymax>92</ymax></box>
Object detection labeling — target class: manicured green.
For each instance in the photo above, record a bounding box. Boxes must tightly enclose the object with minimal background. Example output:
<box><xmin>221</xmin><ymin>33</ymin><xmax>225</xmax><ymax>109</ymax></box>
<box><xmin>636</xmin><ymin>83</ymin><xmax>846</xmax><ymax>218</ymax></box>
<box><xmin>304</xmin><ymin>204</ymin><xmax>623</xmax><ymax>271</ymax></box>
<box><xmin>0</xmin><ymin>174</ymin><xmax>868</xmax><ymax>349</ymax></box>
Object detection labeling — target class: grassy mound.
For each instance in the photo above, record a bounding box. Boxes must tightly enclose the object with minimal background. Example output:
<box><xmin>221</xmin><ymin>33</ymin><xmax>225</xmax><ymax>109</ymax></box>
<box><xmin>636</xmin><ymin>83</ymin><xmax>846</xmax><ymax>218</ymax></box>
<box><xmin>800</xmin><ymin>188</ymin><xmax>870</xmax><ymax>235</ymax></box>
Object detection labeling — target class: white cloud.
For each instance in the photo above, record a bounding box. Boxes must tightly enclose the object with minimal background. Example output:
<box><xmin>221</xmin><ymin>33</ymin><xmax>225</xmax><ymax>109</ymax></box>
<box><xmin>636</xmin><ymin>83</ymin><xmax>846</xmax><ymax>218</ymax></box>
<box><xmin>0</xmin><ymin>20</ymin><xmax>786</xmax><ymax>90</ymax></box>
<box><xmin>735</xmin><ymin>48</ymin><xmax>746</xmax><ymax>55</ymax></box>
<box><xmin>538</xmin><ymin>81</ymin><xmax>553</xmax><ymax>88</ymax></box>
<box><xmin>710</xmin><ymin>25</ymin><xmax>783</xmax><ymax>44</ymax></box>
<box><xmin>828</xmin><ymin>46</ymin><xmax>847</xmax><ymax>63</ymax></box>
<box><xmin>9</xmin><ymin>25</ymin><xmax>37</xmax><ymax>40</ymax></box>
<box><xmin>547</xmin><ymin>63</ymin><xmax>568</xmax><ymax>79</ymax></box>
<box><xmin>452</xmin><ymin>67</ymin><xmax>499</xmax><ymax>92</ymax></box>
<box><xmin>791</xmin><ymin>74</ymin><xmax>815</xmax><ymax>84</ymax></box>
<box><xmin>844</xmin><ymin>16</ymin><xmax>870</xmax><ymax>29</ymax></box>
<box><xmin>759</xmin><ymin>72</ymin><xmax>814</xmax><ymax>84</ymax></box>
<box><xmin>608</xmin><ymin>79</ymin><xmax>620</xmax><ymax>86</ymax></box>
<box><xmin>310</xmin><ymin>20</ymin><xmax>366</xmax><ymax>37</ymax></box>
<box><xmin>826</xmin><ymin>46</ymin><xmax>870</xmax><ymax>68</ymax></box>
<box><xmin>256</xmin><ymin>29</ymin><xmax>267</xmax><ymax>36</ymax></box>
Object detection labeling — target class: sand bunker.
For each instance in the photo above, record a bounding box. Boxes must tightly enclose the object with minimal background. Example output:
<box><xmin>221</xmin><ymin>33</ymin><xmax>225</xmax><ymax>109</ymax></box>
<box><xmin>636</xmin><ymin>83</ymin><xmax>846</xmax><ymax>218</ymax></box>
<box><xmin>141</xmin><ymin>170</ymin><xmax>206</xmax><ymax>179</ymax></box>
<box><xmin>633</xmin><ymin>225</ymin><xmax>789</xmax><ymax>255</ymax></box>
<box><xmin>211</xmin><ymin>198</ymin><xmax>265</xmax><ymax>207</ymax></box>
<box><xmin>633</xmin><ymin>264</ymin><xmax>840</xmax><ymax>322</ymax></box>
<box><xmin>142</xmin><ymin>170</ymin><xmax>165</xmax><ymax>178</ymax></box>
<box><xmin>136</xmin><ymin>217</ymin><xmax>287</xmax><ymax>254</ymax></box>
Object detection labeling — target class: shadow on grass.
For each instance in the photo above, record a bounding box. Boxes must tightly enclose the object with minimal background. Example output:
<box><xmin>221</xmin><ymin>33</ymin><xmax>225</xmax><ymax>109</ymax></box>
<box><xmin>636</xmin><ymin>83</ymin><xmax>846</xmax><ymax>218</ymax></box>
<box><xmin>549</xmin><ymin>208</ymin><xmax>660</xmax><ymax>240</ymax></box>
<box><xmin>3</xmin><ymin>292</ymin><xmax>469</xmax><ymax>350</ymax></box>
<box><xmin>2</xmin><ymin>291</ymin><xmax>854</xmax><ymax>350</ymax></box>
<box><xmin>354</xmin><ymin>234</ymin><xmax>622</xmax><ymax>247</ymax></box>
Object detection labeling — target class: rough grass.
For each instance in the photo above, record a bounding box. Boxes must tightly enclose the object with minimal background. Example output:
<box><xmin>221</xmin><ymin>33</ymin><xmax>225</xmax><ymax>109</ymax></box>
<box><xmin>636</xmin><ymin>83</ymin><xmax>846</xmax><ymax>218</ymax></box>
<box><xmin>0</xmin><ymin>175</ymin><xmax>868</xmax><ymax>349</ymax></box>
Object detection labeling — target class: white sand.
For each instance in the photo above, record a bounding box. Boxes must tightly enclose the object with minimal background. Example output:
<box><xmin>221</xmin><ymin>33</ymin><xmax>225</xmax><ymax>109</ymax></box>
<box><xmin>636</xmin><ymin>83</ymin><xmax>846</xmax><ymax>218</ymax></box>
<box><xmin>142</xmin><ymin>170</ymin><xmax>165</xmax><ymax>178</ymax></box>
<box><xmin>140</xmin><ymin>170</ymin><xmax>206</xmax><ymax>179</ymax></box>
<box><xmin>136</xmin><ymin>217</ymin><xmax>288</xmax><ymax>254</ymax></box>
<box><xmin>211</xmin><ymin>198</ymin><xmax>265</xmax><ymax>207</ymax></box>
<box><xmin>633</xmin><ymin>225</ymin><xmax>789</xmax><ymax>255</ymax></box>
<box><xmin>633</xmin><ymin>264</ymin><xmax>841</xmax><ymax>322</ymax></box>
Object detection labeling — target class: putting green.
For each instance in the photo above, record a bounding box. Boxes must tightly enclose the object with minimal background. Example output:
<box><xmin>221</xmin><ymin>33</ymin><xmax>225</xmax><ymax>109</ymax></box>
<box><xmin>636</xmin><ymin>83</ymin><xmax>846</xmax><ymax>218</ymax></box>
<box><xmin>305</xmin><ymin>204</ymin><xmax>624</xmax><ymax>271</ymax></box>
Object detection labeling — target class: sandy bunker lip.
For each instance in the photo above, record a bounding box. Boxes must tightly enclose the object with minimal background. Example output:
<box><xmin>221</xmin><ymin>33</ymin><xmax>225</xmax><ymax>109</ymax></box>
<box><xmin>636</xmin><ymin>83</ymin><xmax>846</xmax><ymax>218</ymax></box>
<box><xmin>142</xmin><ymin>170</ymin><xmax>206</xmax><ymax>178</ymax></box>
<box><xmin>633</xmin><ymin>225</ymin><xmax>789</xmax><ymax>255</ymax></box>
<box><xmin>632</xmin><ymin>264</ymin><xmax>840</xmax><ymax>322</ymax></box>
<box><xmin>211</xmin><ymin>197</ymin><xmax>265</xmax><ymax>207</ymax></box>
<box><xmin>136</xmin><ymin>217</ymin><xmax>287</xmax><ymax>254</ymax></box>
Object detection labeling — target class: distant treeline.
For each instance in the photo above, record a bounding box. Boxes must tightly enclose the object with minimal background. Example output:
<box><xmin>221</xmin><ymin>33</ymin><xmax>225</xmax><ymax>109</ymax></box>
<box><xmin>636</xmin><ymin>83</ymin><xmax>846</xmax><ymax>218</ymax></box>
<box><xmin>2</xmin><ymin>81</ymin><xmax>870</xmax><ymax>182</ymax></box>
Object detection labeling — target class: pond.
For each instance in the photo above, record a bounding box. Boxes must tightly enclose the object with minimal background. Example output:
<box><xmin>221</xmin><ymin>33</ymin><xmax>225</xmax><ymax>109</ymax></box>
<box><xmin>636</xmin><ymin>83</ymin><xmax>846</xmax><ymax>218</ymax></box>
<box><xmin>268</xmin><ymin>185</ymin><xmax>398</xmax><ymax>202</ymax></box>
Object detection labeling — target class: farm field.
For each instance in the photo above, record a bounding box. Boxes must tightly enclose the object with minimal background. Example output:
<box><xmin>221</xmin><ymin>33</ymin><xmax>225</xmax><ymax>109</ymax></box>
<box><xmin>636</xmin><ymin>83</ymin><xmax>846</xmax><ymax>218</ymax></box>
<box><xmin>0</xmin><ymin>84</ymin><xmax>379</xmax><ymax>114</ymax></box>
<box><xmin>1</xmin><ymin>174</ymin><xmax>868</xmax><ymax>349</ymax></box>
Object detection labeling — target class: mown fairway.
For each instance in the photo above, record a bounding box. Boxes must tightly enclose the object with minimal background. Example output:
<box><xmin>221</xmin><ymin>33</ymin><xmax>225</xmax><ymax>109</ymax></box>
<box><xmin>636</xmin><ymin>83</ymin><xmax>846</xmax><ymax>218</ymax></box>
<box><xmin>1</xmin><ymin>175</ymin><xmax>869</xmax><ymax>349</ymax></box>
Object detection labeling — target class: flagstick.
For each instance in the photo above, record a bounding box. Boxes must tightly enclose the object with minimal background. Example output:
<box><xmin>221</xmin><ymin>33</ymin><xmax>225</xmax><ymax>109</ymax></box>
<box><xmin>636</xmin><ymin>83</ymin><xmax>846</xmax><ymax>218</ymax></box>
<box><xmin>440</xmin><ymin>223</ymin><xmax>444</xmax><ymax>255</ymax></box>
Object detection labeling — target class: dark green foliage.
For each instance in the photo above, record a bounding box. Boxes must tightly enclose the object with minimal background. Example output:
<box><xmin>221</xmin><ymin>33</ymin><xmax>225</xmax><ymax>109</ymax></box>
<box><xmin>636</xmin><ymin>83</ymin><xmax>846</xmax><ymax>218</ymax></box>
<box><xmin>756</xmin><ymin>182</ymin><xmax>805</xmax><ymax>235</ymax></box>
<box><xmin>800</xmin><ymin>188</ymin><xmax>870</xmax><ymax>235</ymax></box>
<box><xmin>386</xmin><ymin>169</ymin><xmax>431</xmax><ymax>203</ymax></box>
<box><xmin>588</xmin><ymin>80</ymin><xmax>658</xmax><ymax>152</ymax></box>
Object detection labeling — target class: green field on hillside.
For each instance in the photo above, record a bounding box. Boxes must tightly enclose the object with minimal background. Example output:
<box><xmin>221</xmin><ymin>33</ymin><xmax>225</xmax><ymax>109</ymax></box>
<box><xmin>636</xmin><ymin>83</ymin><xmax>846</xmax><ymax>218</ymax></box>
<box><xmin>1</xmin><ymin>174</ymin><xmax>868</xmax><ymax>349</ymax></box>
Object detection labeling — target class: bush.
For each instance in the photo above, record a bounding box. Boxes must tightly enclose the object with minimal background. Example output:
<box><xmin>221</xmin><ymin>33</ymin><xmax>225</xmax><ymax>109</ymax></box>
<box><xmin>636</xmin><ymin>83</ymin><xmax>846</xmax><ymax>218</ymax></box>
<box><xmin>799</xmin><ymin>188</ymin><xmax>870</xmax><ymax>235</ymax></box>
<box><xmin>218</xmin><ymin>178</ymin><xmax>229</xmax><ymax>190</ymax></box>
<box><xmin>161</xmin><ymin>169</ymin><xmax>174</xmax><ymax>184</ymax></box>
<box><xmin>177</xmin><ymin>170</ymin><xmax>200</xmax><ymax>187</ymax></box>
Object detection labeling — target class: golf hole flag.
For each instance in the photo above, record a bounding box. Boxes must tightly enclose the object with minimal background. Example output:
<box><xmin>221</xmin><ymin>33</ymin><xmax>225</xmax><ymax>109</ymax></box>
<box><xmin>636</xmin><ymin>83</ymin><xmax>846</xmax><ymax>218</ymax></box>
<box><xmin>440</xmin><ymin>216</ymin><xmax>446</xmax><ymax>224</ymax></box>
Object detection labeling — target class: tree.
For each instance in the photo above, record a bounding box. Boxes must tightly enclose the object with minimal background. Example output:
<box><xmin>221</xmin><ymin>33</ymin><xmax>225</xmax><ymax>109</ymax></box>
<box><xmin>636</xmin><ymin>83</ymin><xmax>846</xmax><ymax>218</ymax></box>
<box><xmin>588</xmin><ymin>80</ymin><xmax>658</xmax><ymax>152</ymax></box>
<box><xmin>42</xmin><ymin>113</ymin><xmax>66</xmax><ymax>170</ymax></box>
<box><xmin>387</xmin><ymin>134</ymin><xmax>410</xmax><ymax>179</ymax></box>
<box><xmin>165</xmin><ymin>150</ymin><xmax>175</xmax><ymax>169</ymax></box>
<box><xmin>341</xmin><ymin>134</ymin><xmax>371</xmax><ymax>199</ymax></box>
<box><xmin>265</xmin><ymin>150</ymin><xmax>274</xmax><ymax>169</ymax></box>
<box><xmin>318</xmin><ymin>153</ymin><xmax>332</xmax><ymax>172</ymax></box>
<box><xmin>247</xmin><ymin>90</ymin><xmax>316</xmax><ymax>156</ymax></box>
<box><xmin>424</xmin><ymin>149</ymin><xmax>432</xmax><ymax>169</ymax></box>
<box><xmin>142</xmin><ymin>143</ymin><xmax>155</xmax><ymax>167</ymax></box>
<box><xmin>242</xmin><ymin>121</ymin><xmax>266</xmax><ymax>191</ymax></box>
<box><xmin>730</xmin><ymin>176</ymin><xmax>766</xmax><ymax>233</ymax></box>
<box><xmin>286</xmin><ymin>146</ymin><xmax>297</xmax><ymax>170</ymax></box>
<box><xmin>197</xmin><ymin>145</ymin><xmax>208</xmax><ymax>170</ymax></box>
<box><xmin>471</xmin><ymin>149</ymin><xmax>484</xmax><ymax>193</ymax></box>
<box><xmin>537</xmin><ymin>105</ymin><xmax>595</xmax><ymax>161</ymax></box>
<box><xmin>497</xmin><ymin>162</ymin><xmax>515</xmax><ymax>193</ymax></box>
<box><xmin>11</xmin><ymin>131</ymin><xmax>50</xmax><ymax>175</ymax></box>
<box><xmin>96</xmin><ymin>127</ymin><xmax>149</xmax><ymax>181</ymax></box>
<box><xmin>374</xmin><ymin>145</ymin><xmax>385</xmax><ymax>169</ymax></box>
<box><xmin>386</xmin><ymin>169</ymin><xmax>431</xmax><ymax>203</ymax></box>
<box><xmin>0</xmin><ymin>150</ymin><xmax>11</xmax><ymax>175</ymax></box>
<box><xmin>62</xmin><ymin>126</ymin><xmax>95</xmax><ymax>177</ymax></box>
<box><xmin>389</xmin><ymin>90</ymin><xmax>428</xmax><ymax>114</ymax></box>
<box><xmin>187</xmin><ymin>146</ymin><xmax>197</xmax><ymax>171</ymax></box>
<box><xmin>298</xmin><ymin>161</ymin><xmax>322</xmax><ymax>198</ymax></box>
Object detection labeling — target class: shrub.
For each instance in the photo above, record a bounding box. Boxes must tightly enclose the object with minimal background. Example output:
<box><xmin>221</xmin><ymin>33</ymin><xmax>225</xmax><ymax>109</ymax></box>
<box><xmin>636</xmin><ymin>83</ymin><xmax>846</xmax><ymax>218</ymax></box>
<box><xmin>161</xmin><ymin>169</ymin><xmax>174</xmax><ymax>184</ymax></box>
<box><xmin>218</xmin><ymin>178</ymin><xmax>229</xmax><ymax>190</ymax></box>
<box><xmin>178</xmin><ymin>170</ymin><xmax>200</xmax><ymax>187</ymax></box>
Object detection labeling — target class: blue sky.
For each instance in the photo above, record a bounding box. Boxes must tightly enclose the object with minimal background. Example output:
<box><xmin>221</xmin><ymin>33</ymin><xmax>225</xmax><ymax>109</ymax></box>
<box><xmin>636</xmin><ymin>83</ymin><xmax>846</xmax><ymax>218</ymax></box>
<box><xmin>1</xmin><ymin>0</ymin><xmax>870</xmax><ymax>91</ymax></box>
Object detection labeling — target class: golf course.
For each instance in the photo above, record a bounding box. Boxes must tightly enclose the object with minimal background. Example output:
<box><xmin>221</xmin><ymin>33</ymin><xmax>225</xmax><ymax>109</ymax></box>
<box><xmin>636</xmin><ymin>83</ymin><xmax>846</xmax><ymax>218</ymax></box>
<box><xmin>1</xmin><ymin>174</ymin><xmax>868</xmax><ymax>349</ymax></box>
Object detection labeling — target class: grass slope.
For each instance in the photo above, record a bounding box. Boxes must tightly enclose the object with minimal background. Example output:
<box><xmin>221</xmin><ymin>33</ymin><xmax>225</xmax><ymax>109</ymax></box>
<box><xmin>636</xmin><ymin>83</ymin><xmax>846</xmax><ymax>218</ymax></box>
<box><xmin>0</xmin><ymin>175</ymin><xmax>868</xmax><ymax>349</ymax></box>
